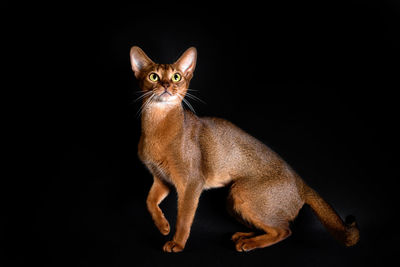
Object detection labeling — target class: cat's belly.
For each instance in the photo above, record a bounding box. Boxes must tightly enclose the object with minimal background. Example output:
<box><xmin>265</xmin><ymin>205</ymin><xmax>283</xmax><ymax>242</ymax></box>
<box><xmin>204</xmin><ymin>172</ymin><xmax>233</xmax><ymax>189</ymax></box>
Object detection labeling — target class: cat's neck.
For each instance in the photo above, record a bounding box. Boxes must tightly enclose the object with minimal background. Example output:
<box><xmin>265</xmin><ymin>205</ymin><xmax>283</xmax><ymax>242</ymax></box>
<box><xmin>141</xmin><ymin>102</ymin><xmax>184</xmax><ymax>137</ymax></box>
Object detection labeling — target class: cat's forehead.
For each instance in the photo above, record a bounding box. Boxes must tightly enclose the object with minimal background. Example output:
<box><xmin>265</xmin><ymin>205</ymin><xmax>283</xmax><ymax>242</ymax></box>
<box><xmin>154</xmin><ymin>64</ymin><xmax>176</xmax><ymax>74</ymax></box>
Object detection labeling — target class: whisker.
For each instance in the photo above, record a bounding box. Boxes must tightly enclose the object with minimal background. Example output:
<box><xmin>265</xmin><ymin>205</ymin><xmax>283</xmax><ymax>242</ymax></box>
<box><xmin>134</xmin><ymin>91</ymin><xmax>153</xmax><ymax>102</ymax></box>
<box><xmin>185</xmin><ymin>92</ymin><xmax>206</xmax><ymax>104</ymax></box>
<box><xmin>183</xmin><ymin>98</ymin><xmax>196</xmax><ymax>114</ymax></box>
<box><xmin>136</xmin><ymin>100</ymin><xmax>147</xmax><ymax>117</ymax></box>
<box><xmin>142</xmin><ymin>94</ymin><xmax>155</xmax><ymax>116</ymax></box>
<box><xmin>136</xmin><ymin>93</ymin><xmax>155</xmax><ymax>118</ymax></box>
<box><xmin>178</xmin><ymin>93</ymin><xmax>196</xmax><ymax>114</ymax></box>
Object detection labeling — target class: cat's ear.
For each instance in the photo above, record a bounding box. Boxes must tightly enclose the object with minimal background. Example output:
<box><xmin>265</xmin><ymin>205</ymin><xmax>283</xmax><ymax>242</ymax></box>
<box><xmin>130</xmin><ymin>46</ymin><xmax>154</xmax><ymax>78</ymax></box>
<box><xmin>175</xmin><ymin>47</ymin><xmax>197</xmax><ymax>78</ymax></box>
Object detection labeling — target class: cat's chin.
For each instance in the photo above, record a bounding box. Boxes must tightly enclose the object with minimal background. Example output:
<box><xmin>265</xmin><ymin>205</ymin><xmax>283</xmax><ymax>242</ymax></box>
<box><xmin>154</xmin><ymin>94</ymin><xmax>179</xmax><ymax>104</ymax></box>
<box><xmin>152</xmin><ymin>95</ymin><xmax>180</xmax><ymax>107</ymax></box>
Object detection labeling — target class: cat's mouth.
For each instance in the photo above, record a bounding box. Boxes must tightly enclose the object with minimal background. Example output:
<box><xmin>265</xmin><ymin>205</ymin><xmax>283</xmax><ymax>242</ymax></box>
<box><xmin>160</xmin><ymin>90</ymin><xmax>172</xmax><ymax>97</ymax></box>
<box><xmin>155</xmin><ymin>91</ymin><xmax>178</xmax><ymax>103</ymax></box>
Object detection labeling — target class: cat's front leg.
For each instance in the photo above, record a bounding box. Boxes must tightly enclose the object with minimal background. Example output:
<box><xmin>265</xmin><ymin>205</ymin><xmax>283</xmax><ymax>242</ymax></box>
<box><xmin>163</xmin><ymin>180</ymin><xmax>204</xmax><ymax>253</ymax></box>
<box><xmin>146</xmin><ymin>177</ymin><xmax>171</xmax><ymax>235</ymax></box>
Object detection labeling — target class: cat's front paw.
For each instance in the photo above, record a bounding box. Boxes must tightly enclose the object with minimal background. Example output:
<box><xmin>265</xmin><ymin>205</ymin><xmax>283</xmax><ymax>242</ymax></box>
<box><xmin>163</xmin><ymin>241</ymin><xmax>184</xmax><ymax>253</ymax></box>
<box><xmin>156</xmin><ymin>219</ymin><xmax>170</xmax><ymax>235</ymax></box>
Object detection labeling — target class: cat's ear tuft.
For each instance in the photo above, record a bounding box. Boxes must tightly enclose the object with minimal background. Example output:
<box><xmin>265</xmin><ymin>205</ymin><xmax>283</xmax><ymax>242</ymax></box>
<box><xmin>130</xmin><ymin>46</ymin><xmax>154</xmax><ymax>78</ymax></box>
<box><xmin>175</xmin><ymin>47</ymin><xmax>197</xmax><ymax>78</ymax></box>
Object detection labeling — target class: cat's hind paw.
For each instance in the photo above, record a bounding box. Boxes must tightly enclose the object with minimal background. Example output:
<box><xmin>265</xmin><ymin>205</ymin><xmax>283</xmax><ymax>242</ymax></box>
<box><xmin>231</xmin><ymin>232</ymin><xmax>256</xmax><ymax>242</ymax></box>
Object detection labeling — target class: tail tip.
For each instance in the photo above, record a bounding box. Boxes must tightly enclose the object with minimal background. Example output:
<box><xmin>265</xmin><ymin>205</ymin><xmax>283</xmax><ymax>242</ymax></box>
<box><xmin>344</xmin><ymin>215</ymin><xmax>360</xmax><ymax>247</ymax></box>
<box><xmin>345</xmin><ymin>215</ymin><xmax>356</xmax><ymax>227</ymax></box>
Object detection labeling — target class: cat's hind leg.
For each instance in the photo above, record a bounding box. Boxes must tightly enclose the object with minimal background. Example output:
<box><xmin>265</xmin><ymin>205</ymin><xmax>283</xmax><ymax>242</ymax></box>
<box><xmin>229</xmin><ymin>199</ymin><xmax>291</xmax><ymax>252</ymax></box>
<box><xmin>234</xmin><ymin>225</ymin><xmax>291</xmax><ymax>252</ymax></box>
<box><xmin>231</xmin><ymin>232</ymin><xmax>256</xmax><ymax>242</ymax></box>
<box><xmin>227</xmin><ymin>177</ymin><xmax>300</xmax><ymax>251</ymax></box>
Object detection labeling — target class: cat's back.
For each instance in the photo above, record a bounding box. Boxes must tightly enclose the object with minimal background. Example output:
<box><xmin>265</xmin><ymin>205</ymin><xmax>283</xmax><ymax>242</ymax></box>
<box><xmin>197</xmin><ymin>116</ymin><xmax>283</xmax><ymax>185</ymax></box>
<box><xmin>199</xmin><ymin>116</ymin><xmax>270</xmax><ymax>156</ymax></box>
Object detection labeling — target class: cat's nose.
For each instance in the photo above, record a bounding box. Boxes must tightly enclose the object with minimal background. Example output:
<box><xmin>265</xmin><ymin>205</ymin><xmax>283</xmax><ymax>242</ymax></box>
<box><xmin>161</xmin><ymin>82</ymin><xmax>170</xmax><ymax>89</ymax></box>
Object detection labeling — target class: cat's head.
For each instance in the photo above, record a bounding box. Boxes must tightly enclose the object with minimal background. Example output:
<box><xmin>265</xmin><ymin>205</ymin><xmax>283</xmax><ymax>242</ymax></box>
<box><xmin>130</xmin><ymin>46</ymin><xmax>197</xmax><ymax>105</ymax></box>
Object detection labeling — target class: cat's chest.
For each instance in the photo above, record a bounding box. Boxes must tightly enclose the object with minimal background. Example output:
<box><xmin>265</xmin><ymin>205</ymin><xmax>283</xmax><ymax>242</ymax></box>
<box><xmin>138</xmin><ymin>135</ymin><xmax>175</xmax><ymax>181</ymax></box>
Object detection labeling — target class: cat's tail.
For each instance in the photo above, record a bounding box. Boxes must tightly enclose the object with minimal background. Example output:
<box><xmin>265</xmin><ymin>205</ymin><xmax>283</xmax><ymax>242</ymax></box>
<box><xmin>304</xmin><ymin>185</ymin><xmax>360</xmax><ymax>246</ymax></box>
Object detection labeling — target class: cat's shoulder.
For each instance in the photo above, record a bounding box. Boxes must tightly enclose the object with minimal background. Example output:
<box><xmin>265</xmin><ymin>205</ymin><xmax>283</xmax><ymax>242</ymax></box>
<box><xmin>198</xmin><ymin>116</ymin><xmax>243</xmax><ymax>134</ymax></box>
<box><xmin>199</xmin><ymin>116</ymin><xmax>232</xmax><ymax>126</ymax></box>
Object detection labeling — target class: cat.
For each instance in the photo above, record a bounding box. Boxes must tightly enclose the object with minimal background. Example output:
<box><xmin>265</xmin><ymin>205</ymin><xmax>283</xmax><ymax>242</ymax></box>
<box><xmin>129</xmin><ymin>46</ymin><xmax>360</xmax><ymax>252</ymax></box>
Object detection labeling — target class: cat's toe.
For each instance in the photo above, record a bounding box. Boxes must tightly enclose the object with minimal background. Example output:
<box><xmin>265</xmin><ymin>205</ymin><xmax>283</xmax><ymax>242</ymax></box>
<box><xmin>156</xmin><ymin>220</ymin><xmax>170</xmax><ymax>235</ymax></box>
<box><xmin>235</xmin><ymin>238</ymin><xmax>257</xmax><ymax>252</ymax></box>
<box><xmin>163</xmin><ymin>241</ymin><xmax>184</xmax><ymax>253</ymax></box>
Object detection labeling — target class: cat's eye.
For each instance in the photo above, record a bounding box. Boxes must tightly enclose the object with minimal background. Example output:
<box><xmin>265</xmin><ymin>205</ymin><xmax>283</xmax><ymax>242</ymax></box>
<box><xmin>149</xmin><ymin>73</ymin><xmax>159</xmax><ymax>82</ymax></box>
<box><xmin>172</xmin><ymin>73</ymin><xmax>181</xmax><ymax>82</ymax></box>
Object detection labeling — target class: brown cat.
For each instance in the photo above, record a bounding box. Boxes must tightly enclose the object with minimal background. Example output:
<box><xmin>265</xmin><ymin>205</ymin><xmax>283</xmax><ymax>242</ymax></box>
<box><xmin>129</xmin><ymin>46</ymin><xmax>360</xmax><ymax>252</ymax></box>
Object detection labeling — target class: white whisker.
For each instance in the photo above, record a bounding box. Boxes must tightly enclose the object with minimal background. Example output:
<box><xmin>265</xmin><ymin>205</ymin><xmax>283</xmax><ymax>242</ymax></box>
<box><xmin>185</xmin><ymin>92</ymin><xmax>206</xmax><ymax>104</ymax></box>
<box><xmin>136</xmin><ymin>93</ymin><xmax>155</xmax><ymax>117</ymax></box>
<box><xmin>134</xmin><ymin>91</ymin><xmax>153</xmax><ymax>102</ymax></box>
<box><xmin>178</xmin><ymin>93</ymin><xmax>196</xmax><ymax>114</ymax></box>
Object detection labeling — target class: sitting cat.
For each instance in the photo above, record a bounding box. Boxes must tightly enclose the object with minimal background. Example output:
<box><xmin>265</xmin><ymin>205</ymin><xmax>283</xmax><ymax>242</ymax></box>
<box><xmin>129</xmin><ymin>46</ymin><xmax>359</xmax><ymax>252</ymax></box>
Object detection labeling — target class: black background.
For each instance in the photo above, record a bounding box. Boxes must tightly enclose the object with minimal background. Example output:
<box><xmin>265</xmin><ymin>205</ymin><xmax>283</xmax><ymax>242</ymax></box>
<box><xmin>4</xmin><ymin>1</ymin><xmax>399</xmax><ymax>266</ymax></box>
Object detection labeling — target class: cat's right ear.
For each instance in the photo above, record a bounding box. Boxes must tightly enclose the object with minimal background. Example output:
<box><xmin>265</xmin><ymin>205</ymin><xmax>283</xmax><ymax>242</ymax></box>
<box><xmin>130</xmin><ymin>46</ymin><xmax>154</xmax><ymax>78</ymax></box>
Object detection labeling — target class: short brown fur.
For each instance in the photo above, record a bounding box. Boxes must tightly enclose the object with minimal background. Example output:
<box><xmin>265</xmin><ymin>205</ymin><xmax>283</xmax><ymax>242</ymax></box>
<box><xmin>130</xmin><ymin>46</ymin><xmax>360</xmax><ymax>252</ymax></box>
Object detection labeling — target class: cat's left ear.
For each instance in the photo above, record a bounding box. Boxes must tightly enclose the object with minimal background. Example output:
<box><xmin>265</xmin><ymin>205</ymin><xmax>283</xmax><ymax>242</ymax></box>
<box><xmin>130</xmin><ymin>46</ymin><xmax>155</xmax><ymax>78</ymax></box>
<box><xmin>175</xmin><ymin>47</ymin><xmax>197</xmax><ymax>79</ymax></box>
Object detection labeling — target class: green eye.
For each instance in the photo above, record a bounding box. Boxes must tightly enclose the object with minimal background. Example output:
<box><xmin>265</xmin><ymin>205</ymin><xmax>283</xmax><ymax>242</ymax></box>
<box><xmin>172</xmin><ymin>73</ymin><xmax>181</xmax><ymax>82</ymax></box>
<box><xmin>149</xmin><ymin>73</ymin><xmax>159</xmax><ymax>82</ymax></box>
